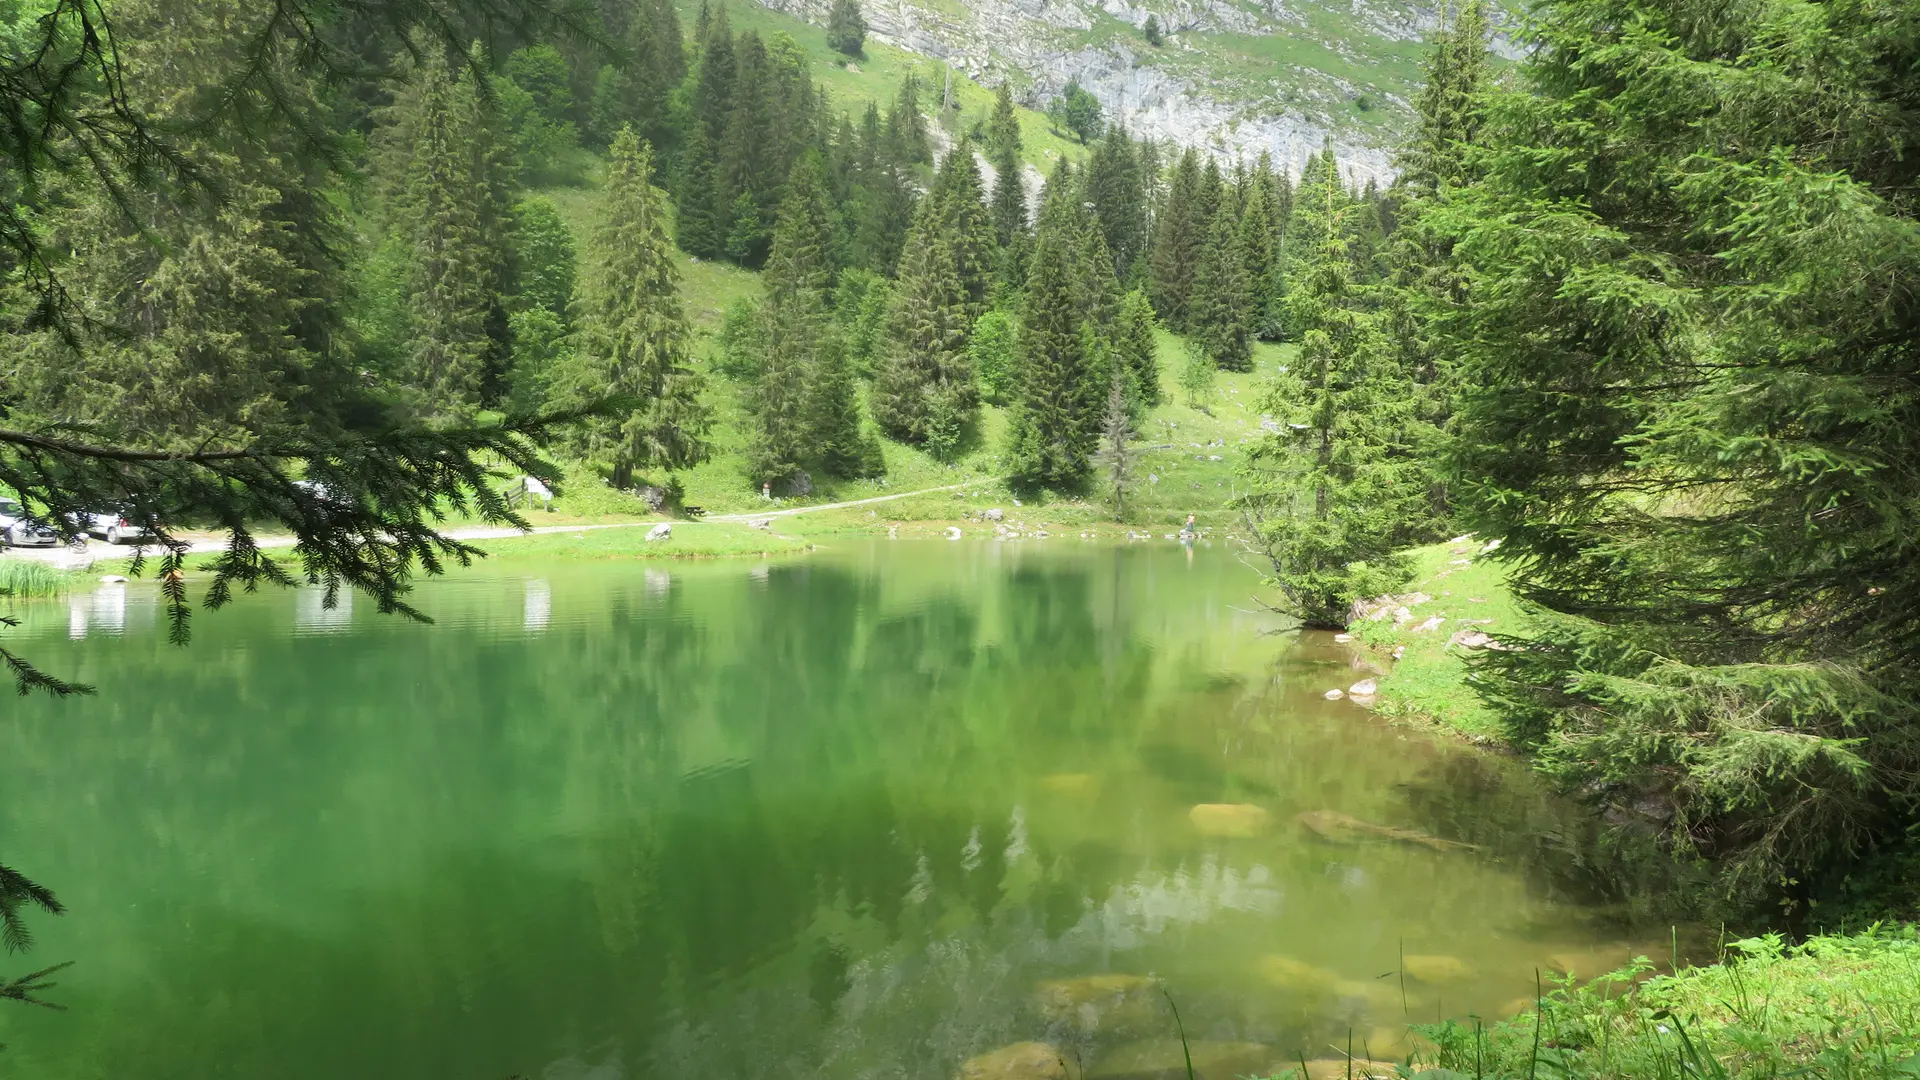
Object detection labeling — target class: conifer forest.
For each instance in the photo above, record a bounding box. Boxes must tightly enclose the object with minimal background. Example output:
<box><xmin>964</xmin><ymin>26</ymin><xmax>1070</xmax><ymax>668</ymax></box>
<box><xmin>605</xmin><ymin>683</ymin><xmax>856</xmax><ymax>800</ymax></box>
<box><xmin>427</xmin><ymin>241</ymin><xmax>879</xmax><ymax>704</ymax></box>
<box><xmin>2</xmin><ymin>0</ymin><xmax>1920</xmax><ymax>1073</ymax></box>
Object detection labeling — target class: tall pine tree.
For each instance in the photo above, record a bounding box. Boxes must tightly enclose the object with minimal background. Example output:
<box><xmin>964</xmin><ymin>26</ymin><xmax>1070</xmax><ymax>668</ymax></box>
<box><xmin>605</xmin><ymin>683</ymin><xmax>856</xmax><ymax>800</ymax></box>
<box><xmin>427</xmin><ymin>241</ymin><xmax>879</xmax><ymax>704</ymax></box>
<box><xmin>548</xmin><ymin>128</ymin><xmax>711</xmax><ymax>488</ymax></box>
<box><xmin>1238</xmin><ymin>178</ymin><xmax>1415</xmax><ymax>627</ymax></box>
<box><xmin>873</xmin><ymin>207</ymin><xmax>973</xmax><ymax>445</ymax></box>
<box><xmin>1004</xmin><ymin>163</ymin><xmax>1100</xmax><ymax>489</ymax></box>
<box><xmin>745</xmin><ymin>154</ymin><xmax>836</xmax><ymax>485</ymax></box>
<box><xmin>1086</xmin><ymin>123</ymin><xmax>1147</xmax><ymax>283</ymax></box>
<box><xmin>394</xmin><ymin>54</ymin><xmax>500</xmax><ymax>413</ymax></box>
<box><xmin>1189</xmin><ymin>185</ymin><xmax>1254</xmax><ymax>371</ymax></box>
<box><xmin>1148</xmin><ymin>148</ymin><xmax>1204</xmax><ymax>330</ymax></box>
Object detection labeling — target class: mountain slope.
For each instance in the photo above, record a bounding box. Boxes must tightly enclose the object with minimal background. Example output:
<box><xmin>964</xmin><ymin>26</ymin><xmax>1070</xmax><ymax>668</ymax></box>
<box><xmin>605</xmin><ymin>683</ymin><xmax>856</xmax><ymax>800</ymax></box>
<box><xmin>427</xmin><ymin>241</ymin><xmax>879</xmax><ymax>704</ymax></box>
<box><xmin>754</xmin><ymin>0</ymin><xmax>1513</xmax><ymax>185</ymax></box>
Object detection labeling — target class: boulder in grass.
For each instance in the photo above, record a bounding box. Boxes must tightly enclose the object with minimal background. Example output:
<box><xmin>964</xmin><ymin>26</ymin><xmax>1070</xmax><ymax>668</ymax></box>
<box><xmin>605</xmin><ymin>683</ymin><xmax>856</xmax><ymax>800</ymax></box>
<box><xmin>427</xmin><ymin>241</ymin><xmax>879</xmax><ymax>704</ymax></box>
<box><xmin>645</xmin><ymin>523</ymin><xmax>672</xmax><ymax>541</ymax></box>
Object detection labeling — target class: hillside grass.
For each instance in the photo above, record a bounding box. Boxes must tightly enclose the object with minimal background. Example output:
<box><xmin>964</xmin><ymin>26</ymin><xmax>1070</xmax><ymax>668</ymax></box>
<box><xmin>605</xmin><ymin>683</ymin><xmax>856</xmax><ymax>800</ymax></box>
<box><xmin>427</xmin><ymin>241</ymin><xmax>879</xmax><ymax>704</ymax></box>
<box><xmin>502</xmin><ymin>181</ymin><xmax>1298</xmax><ymax>533</ymax></box>
<box><xmin>1344</xmin><ymin>537</ymin><xmax>1528</xmax><ymax>740</ymax></box>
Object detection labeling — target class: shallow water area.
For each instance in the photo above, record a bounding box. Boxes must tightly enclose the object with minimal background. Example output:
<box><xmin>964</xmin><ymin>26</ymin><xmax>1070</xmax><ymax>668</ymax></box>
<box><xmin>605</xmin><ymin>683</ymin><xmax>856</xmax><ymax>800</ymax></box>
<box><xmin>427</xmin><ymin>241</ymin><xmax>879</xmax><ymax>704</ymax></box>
<box><xmin>0</xmin><ymin>540</ymin><xmax>1663</xmax><ymax>1078</ymax></box>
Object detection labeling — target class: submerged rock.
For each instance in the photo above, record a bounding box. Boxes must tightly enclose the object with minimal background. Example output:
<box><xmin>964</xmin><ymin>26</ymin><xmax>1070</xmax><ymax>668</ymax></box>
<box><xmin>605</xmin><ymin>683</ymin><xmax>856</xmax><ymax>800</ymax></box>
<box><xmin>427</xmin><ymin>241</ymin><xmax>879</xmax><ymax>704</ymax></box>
<box><xmin>959</xmin><ymin>1041</ymin><xmax>1077</xmax><ymax>1080</ymax></box>
<box><xmin>1034</xmin><ymin>974</ymin><xmax>1161</xmax><ymax>1037</ymax></box>
<box><xmin>1087</xmin><ymin>1038</ymin><xmax>1272</xmax><ymax>1080</ymax></box>
<box><xmin>1324</xmin><ymin>688</ymin><xmax>1344</xmax><ymax>700</ymax></box>
<box><xmin>1295</xmin><ymin>810</ymin><xmax>1479</xmax><ymax>852</ymax></box>
<box><xmin>1041</xmin><ymin>772</ymin><xmax>1098</xmax><ymax>796</ymax></box>
<box><xmin>1401</xmin><ymin>953</ymin><xmax>1475</xmax><ymax>984</ymax></box>
<box><xmin>1545</xmin><ymin>942</ymin><xmax>1663</xmax><ymax>982</ymax></box>
<box><xmin>1188</xmin><ymin>803</ymin><xmax>1272</xmax><ymax>837</ymax></box>
<box><xmin>1256</xmin><ymin>954</ymin><xmax>1342</xmax><ymax>996</ymax></box>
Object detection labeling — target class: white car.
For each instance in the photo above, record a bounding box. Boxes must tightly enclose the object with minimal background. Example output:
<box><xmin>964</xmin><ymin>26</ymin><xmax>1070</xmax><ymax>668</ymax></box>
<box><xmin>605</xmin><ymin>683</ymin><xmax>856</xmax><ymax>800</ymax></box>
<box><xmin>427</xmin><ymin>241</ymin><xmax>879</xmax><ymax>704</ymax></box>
<box><xmin>83</xmin><ymin>511</ymin><xmax>156</xmax><ymax>545</ymax></box>
<box><xmin>0</xmin><ymin>497</ymin><xmax>57</xmax><ymax>547</ymax></box>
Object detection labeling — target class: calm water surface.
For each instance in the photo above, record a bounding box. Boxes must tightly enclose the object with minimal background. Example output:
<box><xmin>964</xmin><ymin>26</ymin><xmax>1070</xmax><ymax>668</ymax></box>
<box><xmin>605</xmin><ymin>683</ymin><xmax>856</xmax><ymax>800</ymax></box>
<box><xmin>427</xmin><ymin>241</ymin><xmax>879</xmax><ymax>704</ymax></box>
<box><xmin>1</xmin><ymin>541</ymin><xmax>1650</xmax><ymax>1078</ymax></box>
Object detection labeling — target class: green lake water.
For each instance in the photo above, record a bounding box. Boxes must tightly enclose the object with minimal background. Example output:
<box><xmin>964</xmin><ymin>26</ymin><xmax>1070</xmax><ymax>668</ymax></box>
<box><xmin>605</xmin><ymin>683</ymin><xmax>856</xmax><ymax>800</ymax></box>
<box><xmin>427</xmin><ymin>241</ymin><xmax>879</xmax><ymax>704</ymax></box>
<box><xmin>0</xmin><ymin>540</ymin><xmax>1659</xmax><ymax>1079</ymax></box>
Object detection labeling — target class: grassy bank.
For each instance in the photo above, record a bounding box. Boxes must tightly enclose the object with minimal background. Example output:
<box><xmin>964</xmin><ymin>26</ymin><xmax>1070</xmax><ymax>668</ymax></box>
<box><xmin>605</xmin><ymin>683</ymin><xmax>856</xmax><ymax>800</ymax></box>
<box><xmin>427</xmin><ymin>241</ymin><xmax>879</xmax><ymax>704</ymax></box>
<box><xmin>1332</xmin><ymin>547</ymin><xmax>1920</xmax><ymax>1077</ymax></box>
<box><xmin>1374</xmin><ymin>925</ymin><xmax>1920</xmax><ymax>1080</ymax></box>
<box><xmin>1342</xmin><ymin>537</ymin><xmax>1526</xmax><ymax>740</ymax></box>
<box><xmin>470</xmin><ymin>521</ymin><xmax>814</xmax><ymax>561</ymax></box>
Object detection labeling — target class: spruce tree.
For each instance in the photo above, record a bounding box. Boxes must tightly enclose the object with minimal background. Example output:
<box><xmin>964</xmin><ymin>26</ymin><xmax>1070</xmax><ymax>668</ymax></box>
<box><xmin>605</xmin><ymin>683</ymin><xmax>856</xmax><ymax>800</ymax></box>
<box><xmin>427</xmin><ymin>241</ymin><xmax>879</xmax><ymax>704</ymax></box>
<box><xmin>1238</xmin><ymin>180</ymin><xmax>1414</xmax><ymax>628</ymax></box>
<box><xmin>675</xmin><ymin>124</ymin><xmax>726</xmax><ymax>257</ymax></box>
<box><xmin>888</xmin><ymin>73</ymin><xmax>930</xmax><ymax>165</ymax></box>
<box><xmin>746</xmin><ymin>154</ymin><xmax>843</xmax><ymax>485</ymax></box>
<box><xmin>397</xmin><ymin>57</ymin><xmax>497</xmax><ymax>413</ymax></box>
<box><xmin>548</xmin><ymin>128</ymin><xmax>711</xmax><ymax>488</ymax></box>
<box><xmin>873</xmin><ymin>213</ymin><xmax>973</xmax><ymax>444</ymax></box>
<box><xmin>692</xmin><ymin>5</ymin><xmax>737</xmax><ymax>142</ymax></box>
<box><xmin>1004</xmin><ymin>164</ymin><xmax>1099</xmax><ymax>489</ymax></box>
<box><xmin>827</xmin><ymin>0</ymin><xmax>867</xmax><ymax>57</ymax></box>
<box><xmin>928</xmin><ymin>137</ymin><xmax>997</xmax><ymax>322</ymax></box>
<box><xmin>591</xmin><ymin>0</ymin><xmax>684</xmax><ymax>153</ymax></box>
<box><xmin>1069</xmin><ymin>185</ymin><xmax>1123</xmax><ymax>338</ymax></box>
<box><xmin>719</xmin><ymin>33</ymin><xmax>779</xmax><ymax>266</ymax></box>
<box><xmin>1378</xmin><ymin>0</ymin><xmax>1496</xmax><ymax>530</ymax></box>
<box><xmin>1116</xmin><ymin>288</ymin><xmax>1160</xmax><ymax>409</ymax></box>
<box><xmin>1434</xmin><ymin>0</ymin><xmax>1920</xmax><ymax>903</ymax></box>
<box><xmin>805</xmin><ymin>332</ymin><xmax>882</xmax><ymax>476</ymax></box>
<box><xmin>1238</xmin><ymin>162</ymin><xmax>1283</xmax><ymax>337</ymax></box>
<box><xmin>1282</xmin><ymin>143</ymin><xmax>1348</xmax><ymax>275</ymax></box>
<box><xmin>1148</xmin><ymin>148</ymin><xmax>1203</xmax><ymax>329</ymax></box>
<box><xmin>986</xmin><ymin>85</ymin><xmax>1027</xmax><ymax>248</ymax></box>
<box><xmin>1189</xmin><ymin>189</ymin><xmax>1254</xmax><ymax>371</ymax></box>
<box><xmin>1398</xmin><ymin>0</ymin><xmax>1492</xmax><ymax>197</ymax></box>
<box><xmin>1086</xmin><ymin>123</ymin><xmax>1147</xmax><ymax>281</ymax></box>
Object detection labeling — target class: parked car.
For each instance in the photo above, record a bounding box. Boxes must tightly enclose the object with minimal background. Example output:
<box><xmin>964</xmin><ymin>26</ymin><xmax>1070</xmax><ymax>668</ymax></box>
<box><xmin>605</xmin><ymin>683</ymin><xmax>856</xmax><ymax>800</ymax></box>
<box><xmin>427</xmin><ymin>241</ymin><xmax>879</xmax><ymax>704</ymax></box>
<box><xmin>83</xmin><ymin>511</ymin><xmax>156</xmax><ymax>545</ymax></box>
<box><xmin>0</xmin><ymin>497</ymin><xmax>58</xmax><ymax>547</ymax></box>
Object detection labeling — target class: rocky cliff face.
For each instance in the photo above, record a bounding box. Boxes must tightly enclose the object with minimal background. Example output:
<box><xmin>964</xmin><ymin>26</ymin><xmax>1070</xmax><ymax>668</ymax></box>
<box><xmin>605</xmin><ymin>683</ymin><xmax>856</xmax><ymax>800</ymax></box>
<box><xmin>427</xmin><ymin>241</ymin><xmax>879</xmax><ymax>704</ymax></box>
<box><xmin>759</xmin><ymin>0</ymin><xmax>1509</xmax><ymax>185</ymax></box>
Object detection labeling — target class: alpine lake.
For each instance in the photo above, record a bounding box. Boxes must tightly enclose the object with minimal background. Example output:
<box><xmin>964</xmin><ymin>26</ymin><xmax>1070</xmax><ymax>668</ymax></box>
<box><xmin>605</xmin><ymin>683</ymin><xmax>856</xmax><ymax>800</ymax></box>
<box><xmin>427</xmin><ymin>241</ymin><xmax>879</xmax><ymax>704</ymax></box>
<box><xmin>0</xmin><ymin>538</ymin><xmax>1681</xmax><ymax>1079</ymax></box>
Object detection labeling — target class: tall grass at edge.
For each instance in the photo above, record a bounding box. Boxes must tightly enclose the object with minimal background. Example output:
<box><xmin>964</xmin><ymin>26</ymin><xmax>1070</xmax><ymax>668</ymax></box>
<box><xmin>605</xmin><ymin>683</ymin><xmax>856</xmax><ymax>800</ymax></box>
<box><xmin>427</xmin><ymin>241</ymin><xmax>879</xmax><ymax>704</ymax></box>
<box><xmin>0</xmin><ymin>557</ymin><xmax>69</xmax><ymax>598</ymax></box>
